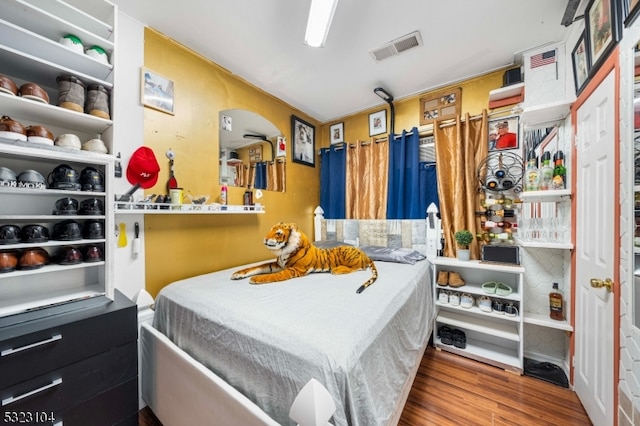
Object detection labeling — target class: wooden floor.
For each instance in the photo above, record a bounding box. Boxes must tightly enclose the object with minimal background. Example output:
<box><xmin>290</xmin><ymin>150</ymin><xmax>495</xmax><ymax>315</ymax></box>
<box><xmin>138</xmin><ymin>347</ymin><xmax>591</xmax><ymax>426</ymax></box>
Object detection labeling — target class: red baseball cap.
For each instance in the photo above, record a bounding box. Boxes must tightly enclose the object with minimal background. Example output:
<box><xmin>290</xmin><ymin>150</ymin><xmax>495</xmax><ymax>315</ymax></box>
<box><xmin>126</xmin><ymin>146</ymin><xmax>160</xmax><ymax>189</ymax></box>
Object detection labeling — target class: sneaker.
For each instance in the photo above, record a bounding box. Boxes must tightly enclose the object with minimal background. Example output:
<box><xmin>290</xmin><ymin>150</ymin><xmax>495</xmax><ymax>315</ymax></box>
<box><xmin>478</xmin><ymin>296</ymin><xmax>492</xmax><ymax>313</ymax></box>
<box><xmin>438</xmin><ymin>290</ymin><xmax>449</xmax><ymax>304</ymax></box>
<box><xmin>453</xmin><ymin>329</ymin><xmax>466</xmax><ymax>349</ymax></box>
<box><xmin>438</xmin><ymin>326</ymin><xmax>454</xmax><ymax>345</ymax></box>
<box><xmin>449</xmin><ymin>292</ymin><xmax>460</xmax><ymax>306</ymax></box>
<box><xmin>460</xmin><ymin>293</ymin><xmax>474</xmax><ymax>309</ymax></box>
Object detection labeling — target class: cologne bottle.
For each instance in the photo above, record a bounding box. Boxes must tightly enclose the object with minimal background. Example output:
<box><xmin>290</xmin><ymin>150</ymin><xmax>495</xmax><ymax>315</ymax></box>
<box><xmin>549</xmin><ymin>282</ymin><xmax>564</xmax><ymax>321</ymax></box>
<box><xmin>539</xmin><ymin>151</ymin><xmax>553</xmax><ymax>190</ymax></box>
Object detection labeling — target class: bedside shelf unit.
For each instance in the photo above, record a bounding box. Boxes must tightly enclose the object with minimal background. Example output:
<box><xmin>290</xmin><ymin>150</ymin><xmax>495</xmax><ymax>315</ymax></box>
<box><xmin>432</xmin><ymin>257</ymin><xmax>525</xmax><ymax>374</ymax></box>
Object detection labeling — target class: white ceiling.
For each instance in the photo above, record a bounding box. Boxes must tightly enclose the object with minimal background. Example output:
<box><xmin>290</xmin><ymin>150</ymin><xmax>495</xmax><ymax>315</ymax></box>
<box><xmin>112</xmin><ymin>0</ymin><xmax>573</xmax><ymax>123</ymax></box>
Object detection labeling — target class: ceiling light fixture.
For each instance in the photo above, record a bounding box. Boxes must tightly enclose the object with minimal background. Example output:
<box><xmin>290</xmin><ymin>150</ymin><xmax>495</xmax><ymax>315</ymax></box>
<box><xmin>304</xmin><ymin>0</ymin><xmax>339</xmax><ymax>48</ymax></box>
<box><xmin>374</xmin><ymin>87</ymin><xmax>395</xmax><ymax>135</ymax></box>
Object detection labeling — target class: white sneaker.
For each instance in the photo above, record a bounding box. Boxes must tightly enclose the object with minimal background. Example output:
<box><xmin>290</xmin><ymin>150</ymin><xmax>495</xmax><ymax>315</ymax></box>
<box><xmin>460</xmin><ymin>293</ymin><xmax>474</xmax><ymax>309</ymax></box>
<box><xmin>449</xmin><ymin>292</ymin><xmax>460</xmax><ymax>306</ymax></box>
<box><xmin>438</xmin><ymin>290</ymin><xmax>449</xmax><ymax>304</ymax></box>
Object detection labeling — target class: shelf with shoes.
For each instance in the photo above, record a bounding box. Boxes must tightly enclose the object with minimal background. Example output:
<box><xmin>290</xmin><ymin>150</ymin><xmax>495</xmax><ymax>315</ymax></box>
<box><xmin>432</xmin><ymin>256</ymin><xmax>525</xmax><ymax>374</ymax></box>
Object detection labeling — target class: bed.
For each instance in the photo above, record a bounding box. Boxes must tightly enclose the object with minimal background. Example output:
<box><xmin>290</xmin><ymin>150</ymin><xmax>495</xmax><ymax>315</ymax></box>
<box><xmin>140</xmin><ymin>216</ymin><xmax>436</xmax><ymax>426</ymax></box>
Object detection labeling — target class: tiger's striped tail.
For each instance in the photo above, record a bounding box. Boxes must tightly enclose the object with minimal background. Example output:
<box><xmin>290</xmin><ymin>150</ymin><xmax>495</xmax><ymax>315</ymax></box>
<box><xmin>356</xmin><ymin>260</ymin><xmax>378</xmax><ymax>294</ymax></box>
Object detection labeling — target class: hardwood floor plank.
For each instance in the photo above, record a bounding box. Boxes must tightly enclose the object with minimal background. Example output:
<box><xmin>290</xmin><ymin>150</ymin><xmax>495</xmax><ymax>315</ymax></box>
<box><xmin>138</xmin><ymin>346</ymin><xmax>592</xmax><ymax>425</ymax></box>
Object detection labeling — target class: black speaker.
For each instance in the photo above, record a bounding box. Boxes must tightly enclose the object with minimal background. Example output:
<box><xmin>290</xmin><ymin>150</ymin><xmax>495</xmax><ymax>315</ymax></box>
<box><xmin>503</xmin><ymin>68</ymin><xmax>522</xmax><ymax>87</ymax></box>
<box><xmin>482</xmin><ymin>245</ymin><xmax>520</xmax><ymax>265</ymax></box>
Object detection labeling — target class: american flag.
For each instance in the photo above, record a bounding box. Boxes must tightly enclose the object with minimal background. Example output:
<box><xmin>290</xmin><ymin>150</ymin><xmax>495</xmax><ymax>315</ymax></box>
<box><xmin>530</xmin><ymin>49</ymin><xmax>556</xmax><ymax>68</ymax></box>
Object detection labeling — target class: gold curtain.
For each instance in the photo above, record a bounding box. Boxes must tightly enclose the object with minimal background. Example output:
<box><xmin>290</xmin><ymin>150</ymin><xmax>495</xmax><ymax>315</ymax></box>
<box><xmin>266</xmin><ymin>159</ymin><xmax>286</xmax><ymax>192</ymax></box>
<box><xmin>345</xmin><ymin>139</ymin><xmax>389</xmax><ymax>219</ymax></box>
<box><xmin>234</xmin><ymin>164</ymin><xmax>246</xmax><ymax>187</ymax></box>
<box><xmin>434</xmin><ymin>111</ymin><xmax>488</xmax><ymax>259</ymax></box>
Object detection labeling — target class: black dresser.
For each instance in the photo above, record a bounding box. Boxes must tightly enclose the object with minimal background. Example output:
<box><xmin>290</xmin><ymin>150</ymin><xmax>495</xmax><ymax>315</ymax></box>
<box><xmin>0</xmin><ymin>290</ymin><xmax>138</xmax><ymax>426</ymax></box>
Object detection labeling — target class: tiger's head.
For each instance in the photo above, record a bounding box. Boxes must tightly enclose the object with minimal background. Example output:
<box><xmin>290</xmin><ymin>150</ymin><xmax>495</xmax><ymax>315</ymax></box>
<box><xmin>263</xmin><ymin>222</ymin><xmax>307</xmax><ymax>256</ymax></box>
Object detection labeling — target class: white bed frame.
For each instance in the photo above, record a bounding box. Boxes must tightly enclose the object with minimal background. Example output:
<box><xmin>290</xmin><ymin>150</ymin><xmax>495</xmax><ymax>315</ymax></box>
<box><xmin>140</xmin><ymin>208</ymin><xmax>440</xmax><ymax>426</ymax></box>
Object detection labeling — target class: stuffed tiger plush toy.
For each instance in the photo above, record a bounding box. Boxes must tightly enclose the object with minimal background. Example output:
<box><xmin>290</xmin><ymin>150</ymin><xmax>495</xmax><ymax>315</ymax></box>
<box><xmin>231</xmin><ymin>222</ymin><xmax>378</xmax><ymax>293</ymax></box>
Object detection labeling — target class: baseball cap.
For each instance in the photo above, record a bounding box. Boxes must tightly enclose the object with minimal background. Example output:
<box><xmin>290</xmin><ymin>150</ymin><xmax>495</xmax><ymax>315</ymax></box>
<box><xmin>126</xmin><ymin>146</ymin><xmax>160</xmax><ymax>189</ymax></box>
<box><xmin>497</xmin><ymin>121</ymin><xmax>509</xmax><ymax>128</ymax></box>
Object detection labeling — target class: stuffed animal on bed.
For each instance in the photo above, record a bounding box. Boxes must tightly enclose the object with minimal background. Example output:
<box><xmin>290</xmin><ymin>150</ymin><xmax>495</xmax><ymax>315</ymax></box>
<box><xmin>230</xmin><ymin>222</ymin><xmax>378</xmax><ymax>293</ymax></box>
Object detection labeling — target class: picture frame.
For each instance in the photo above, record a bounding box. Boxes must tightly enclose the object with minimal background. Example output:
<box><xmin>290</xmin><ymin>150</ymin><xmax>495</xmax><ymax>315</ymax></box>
<box><xmin>585</xmin><ymin>0</ymin><xmax>619</xmax><ymax>74</ymax></box>
<box><xmin>572</xmin><ymin>31</ymin><xmax>591</xmax><ymax>95</ymax></box>
<box><xmin>419</xmin><ymin>87</ymin><xmax>462</xmax><ymax>126</ymax></box>
<box><xmin>291</xmin><ymin>115</ymin><xmax>315</xmax><ymax>167</ymax></box>
<box><xmin>141</xmin><ymin>67</ymin><xmax>175</xmax><ymax>115</ymax></box>
<box><xmin>488</xmin><ymin>116</ymin><xmax>519</xmax><ymax>152</ymax></box>
<box><xmin>369</xmin><ymin>110</ymin><xmax>387</xmax><ymax>136</ymax></box>
<box><xmin>330</xmin><ymin>122</ymin><xmax>344</xmax><ymax>144</ymax></box>
<box><xmin>625</xmin><ymin>0</ymin><xmax>640</xmax><ymax>27</ymax></box>
<box><xmin>276</xmin><ymin>136</ymin><xmax>286</xmax><ymax>158</ymax></box>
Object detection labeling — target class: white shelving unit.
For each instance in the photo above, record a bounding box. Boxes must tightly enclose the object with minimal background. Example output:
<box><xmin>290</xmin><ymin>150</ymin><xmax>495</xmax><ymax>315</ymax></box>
<box><xmin>115</xmin><ymin>202</ymin><xmax>265</xmax><ymax>215</ymax></box>
<box><xmin>520</xmin><ymin>100</ymin><xmax>573</xmax><ymax>129</ymax></box>
<box><xmin>432</xmin><ymin>257</ymin><xmax>525</xmax><ymax>374</ymax></box>
<box><xmin>0</xmin><ymin>0</ymin><xmax>116</xmax><ymax>317</ymax></box>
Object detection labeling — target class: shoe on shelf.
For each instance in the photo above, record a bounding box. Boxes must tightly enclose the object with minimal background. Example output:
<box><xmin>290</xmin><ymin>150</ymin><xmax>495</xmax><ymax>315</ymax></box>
<box><xmin>481</xmin><ymin>281</ymin><xmax>497</xmax><ymax>294</ymax></box>
<box><xmin>496</xmin><ymin>282</ymin><xmax>513</xmax><ymax>296</ymax></box>
<box><xmin>460</xmin><ymin>293</ymin><xmax>474</xmax><ymax>309</ymax></box>
<box><xmin>449</xmin><ymin>291</ymin><xmax>460</xmax><ymax>306</ymax></box>
<box><xmin>438</xmin><ymin>325</ymin><xmax>454</xmax><ymax>345</ymax></box>
<box><xmin>438</xmin><ymin>290</ymin><xmax>449</xmax><ymax>304</ymax></box>
<box><xmin>448</xmin><ymin>271</ymin><xmax>465</xmax><ymax>287</ymax></box>
<box><xmin>453</xmin><ymin>329</ymin><xmax>466</xmax><ymax>349</ymax></box>
<box><xmin>437</xmin><ymin>270</ymin><xmax>449</xmax><ymax>286</ymax></box>
<box><xmin>478</xmin><ymin>296</ymin><xmax>493</xmax><ymax>313</ymax></box>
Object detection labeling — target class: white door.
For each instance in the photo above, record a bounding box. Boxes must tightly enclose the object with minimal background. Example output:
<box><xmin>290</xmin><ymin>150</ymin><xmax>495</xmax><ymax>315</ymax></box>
<box><xmin>574</xmin><ymin>70</ymin><xmax>616</xmax><ymax>426</ymax></box>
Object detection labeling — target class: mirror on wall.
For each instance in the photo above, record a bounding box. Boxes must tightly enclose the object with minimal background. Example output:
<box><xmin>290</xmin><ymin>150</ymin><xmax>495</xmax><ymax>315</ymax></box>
<box><xmin>219</xmin><ymin>109</ymin><xmax>286</xmax><ymax>192</ymax></box>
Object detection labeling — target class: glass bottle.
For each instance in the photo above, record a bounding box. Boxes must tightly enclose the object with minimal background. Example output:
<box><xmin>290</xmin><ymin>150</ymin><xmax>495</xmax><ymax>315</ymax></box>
<box><xmin>525</xmin><ymin>149</ymin><xmax>539</xmax><ymax>191</ymax></box>
<box><xmin>243</xmin><ymin>185</ymin><xmax>254</xmax><ymax>207</ymax></box>
<box><xmin>539</xmin><ymin>151</ymin><xmax>553</xmax><ymax>190</ymax></box>
<box><xmin>552</xmin><ymin>151</ymin><xmax>566</xmax><ymax>190</ymax></box>
<box><xmin>549</xmin><ymin>282</ymin><xmax>564</xmax><ymax>321</ymax></box>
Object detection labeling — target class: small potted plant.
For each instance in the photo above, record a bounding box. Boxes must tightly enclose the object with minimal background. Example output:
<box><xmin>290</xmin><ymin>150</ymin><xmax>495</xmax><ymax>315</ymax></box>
<box><xmin>454</xmin><ymin>229</ymin><xmax>474</xmax><ymax>261</ymax></box>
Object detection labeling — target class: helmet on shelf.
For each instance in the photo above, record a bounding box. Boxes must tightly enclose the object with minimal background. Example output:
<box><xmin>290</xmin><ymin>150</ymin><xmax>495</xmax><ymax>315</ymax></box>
<box><xmin>52</xmin><ymin>220</ymin><xmax>82</xmax><ymax>241</ymax></box>
<box><xmin>79</xmin><ymin>167</ymin><xmax>104</xmax><ymax>192</ymax></box>
<box><xmin>82</xmin><ymin>220</ymin><xmax>104</xmax><ymax>239</ymax></box>
<box><xmin>0</xmin><ymin>225</ymin><xmax>21</xmax><ymax>244</ymax></box>
<box><xmin>52</xmin><ymin>197</ymin><xmax>79</xmax><ymax>215</ymax></box>
<box><xmin>53</xmin><ymin>246</ymin><xmax>83</xmax><ymax>265</ymax></box>
<box><xmin>79</xmin><ymin>198</ymin><xmax>104</xmax><ymax>215</ymax></box>
<box><xmin>48</xmin><ymin>164</ymin><xmax>80</xmax><ymax>191</ymax></box>
<box><xmin>19</xmin><ymin>247</ymin><xmax>50</xmax><ymax>270</ymax></box>
<box><xmin>0</xmin><ymin>167</ymin><xmax>17</xmax><ymax>187</ymax></box>
<box><xmin>17</xmin><ymin>169</ymin><xmax>46</xmax><ymax>189</ymax></box>
<box><xmin>20</xmin><ymin>224</ymin><xmax>50</xmax><ymax>243</ymax></box>
<box><xmin>82</xmin><ymin>244</ymin><xmax>104</xmax><ymax>262</ymax></box>
<box><xmin>0</xmin><ymin>250</ymin><xmax>19</xmax><ymax>273</ymax></box>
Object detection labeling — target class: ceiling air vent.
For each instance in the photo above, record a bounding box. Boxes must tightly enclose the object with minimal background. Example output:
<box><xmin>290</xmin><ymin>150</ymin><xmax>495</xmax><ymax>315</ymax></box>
<box><xmin>369</xmin><ymin>31</ymin><xmax>423</xmax><ymax>62</ymax></box>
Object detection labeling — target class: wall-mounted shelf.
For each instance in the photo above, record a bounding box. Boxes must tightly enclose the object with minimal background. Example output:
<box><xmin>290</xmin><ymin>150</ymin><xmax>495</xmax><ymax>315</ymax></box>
<box><xmin>115</xmin><ymin>202</ymin><xmax>264</xmax><ymax>215</ymax></box>
<box><xmin>520</xmin><ymin>100</ymin><xmax>572</xmax><ymax>129</ymax></box>
<box><xmin>488</xmin><ymin>82</ymin><xmax>524</xmax><ymax>109</ymax></box>
<box><xmin>518</xmin><ymin>189</ymin><xmax>571</xmax><ymax>203</ymax></box>
<box><xmin>524</xmin><ymin>311</ymin><xmax>572</xmax><ymax>332</ymax></box>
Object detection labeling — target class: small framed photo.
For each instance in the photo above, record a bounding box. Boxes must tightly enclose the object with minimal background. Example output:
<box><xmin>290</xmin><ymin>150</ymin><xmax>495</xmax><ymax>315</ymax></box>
<box><xmin>488</xmin><ymin>116</ymin><xmax>519</xmax><ymax>152</ymax></box>
<box><xmin>276</xmin><ymin>136</ymin><xmax>286</xmax><ymax>157</ymax></box>
<box><xmin>572</xmin><ymin>31</ymin><xmax>591</xmax><ymax>95</ymax></box>
<box><xmin>141</xmin><ymin>67</ymin><xmax>175</xmax><ymax>115</ymax></box>
<box><xmin>330</xmin><ymin>122</ymin><xmax>344</xmax><ymax>144</ymax></box>
<box><xmin>585</xmin><ymin>0</ymin><xmax>619</xmax><ymax>73</ymax></box>
<box><xmin>292</xmin><ymin>115</ymin><xmax>315</xmax><ymax>167</ymax></box>
<box><xmin>369</xmin><ymin>110</ymin><xmax>387</xmax><ymax>136</ymax></box>
<box><xmin>626</xmin><ymin>0</ymin><xmax>640</xmax><ymax>26</ymax></box>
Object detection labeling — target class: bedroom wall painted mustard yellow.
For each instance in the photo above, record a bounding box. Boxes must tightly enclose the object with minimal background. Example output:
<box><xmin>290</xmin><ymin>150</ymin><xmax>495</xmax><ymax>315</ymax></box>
<box><xmin>142</xmin><ymin>28</ymin><xmax>320</xmax><ymax>297</ymax></box>
<box><xmin>143</xmin><ymin>27</ymin><xmax>511</xmax><ymax>297</ymax></box>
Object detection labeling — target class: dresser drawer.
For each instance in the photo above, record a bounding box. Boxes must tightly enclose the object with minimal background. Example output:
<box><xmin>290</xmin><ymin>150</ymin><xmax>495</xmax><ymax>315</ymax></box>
<box><xmin>0</xmin><ymin>291</ymin><xmax>136</xmax><ymax>388</ymax></box>
<box><xmin>0</xmin><ymin>341</ymin><xmax>137</xmax><ymax>418</ymax></box>
<box><xmin>53</xmin><ymin>377</ymin><xmax>138</xmax><ymax>426</ymax></box>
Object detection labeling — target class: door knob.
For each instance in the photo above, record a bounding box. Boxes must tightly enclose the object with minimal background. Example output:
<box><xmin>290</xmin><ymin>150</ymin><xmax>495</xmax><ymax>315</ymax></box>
<box><xmin>590</xmin><ymin>278</ymin><xmax>613</xmax><ymax>292</ymax></box>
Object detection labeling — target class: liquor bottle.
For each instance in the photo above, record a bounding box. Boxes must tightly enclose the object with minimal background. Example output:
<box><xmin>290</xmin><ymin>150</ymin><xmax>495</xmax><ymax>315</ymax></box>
<box><xmin>243</xmin><ymin>185</ymin><xmax>254</xmax><ymax>207</ymax></box>
<box><xmin>549</xmin><ymin>282</ymin><xmax>564</xmax><ymax>321</ymax></box>
<box><xmin>552</xmin><ymin>151</ymin><xmax>566</xmax><ymax>190</ymax></box>
<box><xmin>539</xmin><ymin>151</ymin><xmax>553</xmax><ymax>190</ymax></box>
<box><xmin>525</xmin><ymin>149</ymin><xmax>540</xmax><ymax>191</ymax></box>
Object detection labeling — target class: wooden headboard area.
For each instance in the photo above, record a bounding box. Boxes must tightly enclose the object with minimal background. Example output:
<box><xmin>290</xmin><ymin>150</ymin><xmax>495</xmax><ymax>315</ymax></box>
<box><xmin>314</xmin><ymin>218</ymin><xmax>429</xmax><ymax>256</ymax></box>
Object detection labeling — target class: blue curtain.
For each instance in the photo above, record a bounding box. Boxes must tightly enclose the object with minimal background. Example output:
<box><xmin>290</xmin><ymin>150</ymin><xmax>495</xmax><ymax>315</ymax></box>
<box><xmin>254</xmin><ymin>162</ymin><xmax>267</xmax><ymax>189</ymax></box>
<box><xmin>387</xmin><ymin>128</ymin><xmax>439</xmax><ymax>219</ymax></box>
<box><xmin>320</xmin><ymin>145</ymin><xmax>346</xmax><ymax>219</ymax></box>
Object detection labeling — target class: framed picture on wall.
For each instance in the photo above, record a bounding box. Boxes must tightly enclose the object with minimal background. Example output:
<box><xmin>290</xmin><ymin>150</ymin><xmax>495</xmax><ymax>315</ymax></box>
<box><xmin>585</xmin><ymin>0</ymin><xmax>619</xmax><ymax>74</ymax></box>
<box><xmin>572</xmin><ymin>31</ymin><xmax>591</xmax><ymax>95</ymax></box>
<box><xmin>330</xmin><ymin>122</ymin><xmax>344</xmax><ymax>144</ymax></box>
<box><xmin>369</xmin><ymin>110</ymin><xmax>387</xmax><ymax>136</ymax></box>
<box><xmin>141</xmin><ymin>67</ymin><xmax>175</xmax><ymax>115</ymax></box>
<box><xmin>488</xmin><ymin>116</ymin><xmax>519</xmax><ymax>152</ymax></box>
<box><xmin>292</xmin><ymin>115</ymin><xmax>315</xmax><ymax>167</ymax></box>
<box><xmin>625</xmin><ymin>0</ymin><xmax>640</xmax><ymax>26</ymax></box>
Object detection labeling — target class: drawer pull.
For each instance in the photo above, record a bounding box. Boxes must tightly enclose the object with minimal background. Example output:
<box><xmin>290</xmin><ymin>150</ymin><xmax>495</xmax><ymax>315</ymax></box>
<box><xmin>1</xmin><ymin>333</ymin><xmax>62</xmax><ymax>357</ymax></box>
<box><xmin>2</xmin><ymin>378</ymin><xmax>62</xmax><ymax>407</ymax></box>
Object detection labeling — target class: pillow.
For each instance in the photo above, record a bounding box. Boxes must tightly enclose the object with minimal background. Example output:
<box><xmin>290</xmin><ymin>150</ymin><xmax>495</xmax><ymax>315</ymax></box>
<box><xmin>360</xmin><ymin>246</ymin><xmax>426</xmax><ymax>264</ymax></box>
<box><xmin>313</xmin><ymin>240</ymin><xmax>354</xmax><ymax>249</ymax></box>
